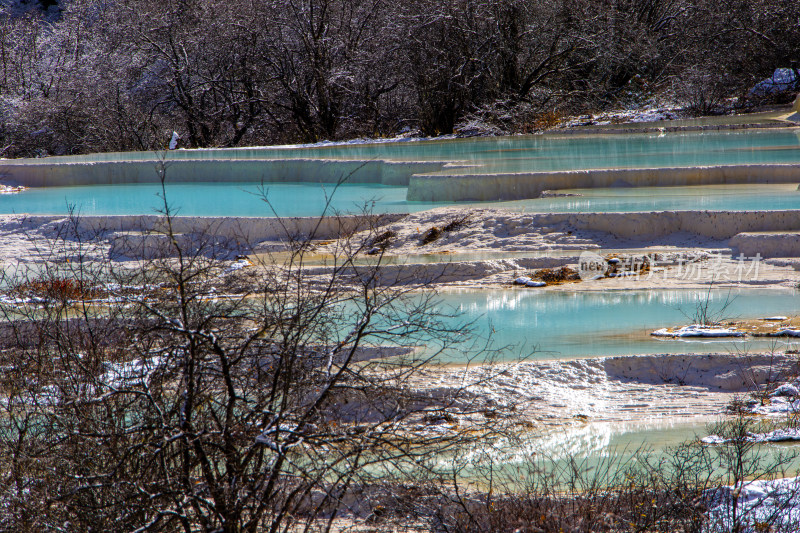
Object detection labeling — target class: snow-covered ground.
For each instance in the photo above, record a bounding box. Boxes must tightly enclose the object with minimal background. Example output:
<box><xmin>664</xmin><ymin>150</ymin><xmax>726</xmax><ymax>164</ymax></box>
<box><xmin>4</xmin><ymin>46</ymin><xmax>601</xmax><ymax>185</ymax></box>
<box><xmin>559</xmin><ymin>104</ymin><xmax>683</xmax><ymax>128</ymax></box>
<box><xmin>745</xmin><ymin>396</ymin><xmax>800</xmax><ymax>416</ymax></box>
<box><xmin>188</xmin><ymin>103</ymin><xmax>689</xmax><ymax>151</ymax></box>
<box><xmin>731</xmin><ymin>378</ymin><xmax>800</xmax><ymax>417</ymax></box>
<box><xmin>208</xmin><ymin>130</ymin><xmax>460</xmax><ymax>151</ymax></box>
<box><xmin>702</xmin><ymin>427</ymin><xmax>800</xmax><ymax>444</ymax></box>
<box><xmin>707</xmin><ymin>477</ymin><xmax>800</xmax><ymax>533</ymax></box>
<box><xmin>414</xmin><ymin>352</ymin><xmax>799</xmax><ymax>427</ymax></box>
<box><xmin>652</xmin><ymin>324</ymin><xmax>746</xmax><ymax>338</ymax></box>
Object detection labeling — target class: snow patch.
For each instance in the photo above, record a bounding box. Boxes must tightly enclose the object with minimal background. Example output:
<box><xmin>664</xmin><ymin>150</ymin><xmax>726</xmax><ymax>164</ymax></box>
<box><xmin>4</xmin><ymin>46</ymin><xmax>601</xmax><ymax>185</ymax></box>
<box><xmin>651</xmin><ymin>325</ymin><xmax>746</xmax><ymax>338</ymax></box>
<box><xmin>513</xmin><ymin>276</ymin><xmax>546</xmax><ymax>287</ymax></box>
<box><xmin>771</xmin><ymin>383</ymin><xmax>800</xmax><ymax>397</ymax></box>
<box><xmin>223</xmin><ymin>258</ymin><xmax>251</xmax><ymax>274</ymax></box>
<box><xmin>747</xmin><ymin>394</ymin><xmax>800</xmax><ymax>416</ymax></box>
<box><xmin>702</xmin><ymin>427</ymin><xmax>800</xmax><ymax>444</ymax></box>
<box><xmin>525</xmin><ymin>280</ymin><xmax>546</xmax><ymax>287</ymax></box>
<box><xmin>750</xmin><ymin>68</ymin><xmax>799</xmax><ymax>96</ymax></box>
<box><xmin>707</xmin><ymin>476</ymin><xmax>800</xmax><ymax>532</ymax></box>
<box><xmin>99</xmin><ymin>357</ymin><xmax>163</xmax><ymax>389</ymax></box>
<box><xmin>0</xmin><ymin>185</ymin><xmax>26</xmax><ymax>194</ymax></box>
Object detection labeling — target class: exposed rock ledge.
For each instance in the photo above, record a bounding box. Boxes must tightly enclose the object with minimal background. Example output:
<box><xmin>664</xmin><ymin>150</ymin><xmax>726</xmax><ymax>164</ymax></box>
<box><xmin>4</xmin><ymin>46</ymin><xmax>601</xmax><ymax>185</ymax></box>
<box><xmin>417</xmin><ymin>353</ymin><xmax>799</xmax><ymax>427</ymax></box>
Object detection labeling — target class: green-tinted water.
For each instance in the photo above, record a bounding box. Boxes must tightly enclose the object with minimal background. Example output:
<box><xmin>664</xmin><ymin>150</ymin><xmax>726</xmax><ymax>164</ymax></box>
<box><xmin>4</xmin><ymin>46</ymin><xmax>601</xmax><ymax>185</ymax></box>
<box><xmin>490</xmin><ymin>183</ymin><xmax>800</xmax><ymax>213</ymax></box>
<box><xmin>432</xmin><ymin>288</ymin><xmax>800</xmax><ymax>362</ymax></box>
<box><xmin>2</xmin><ymin>182</ymin><xmax>799</xmax><ymax>216</ymax></box>
<box><xmin>5</xmin><ymin>128</ymin><xmax>800</xmax><ymax>216</ymax></box>
<box><xmin>0</xmin><ymin>182</ymin><xmax>451</xmax><ymax>217</ymax></box>
<box><xmin>24</xmin><ymin>128</ymin><xmax>800</xmax><ymax>172</ymax></box>
<box><xmin>481</xmin><ymin>418</ymin><xmax>800</xmax><ymax>483</ymax></box>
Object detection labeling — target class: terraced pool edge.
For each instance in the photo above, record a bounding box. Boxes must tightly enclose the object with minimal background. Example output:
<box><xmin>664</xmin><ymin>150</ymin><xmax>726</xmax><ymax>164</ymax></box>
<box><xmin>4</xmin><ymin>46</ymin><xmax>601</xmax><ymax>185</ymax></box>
<box><xmin>408</xmin><ymin>163</ymin><xmax>800</xmax><ymax>201</ymax></box>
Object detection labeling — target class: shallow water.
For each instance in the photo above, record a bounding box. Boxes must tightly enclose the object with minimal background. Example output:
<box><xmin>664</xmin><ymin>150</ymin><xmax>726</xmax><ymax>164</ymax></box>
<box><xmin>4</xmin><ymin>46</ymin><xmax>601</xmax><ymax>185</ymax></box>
<box><xmin>3</xmin><ymin>181</ymin><xmax>800</xmax><ymax>217</ymax></box>
<box><xmin>429</xmin><ymin>129</ymin><xmax>800</xmax><ymax>174</ymax></box>
<box><xmin>254</xmin><ymin>249</ymin><xmax>574</xmax><ymax>267</ymax></box>
<box><xmin>534</xmin><ymin>418</ymin><xmax>710</xmax><ymax>461</ymax></box>
<box><xmin>432</xmin><ymin>288</ymin><xmax>800</xmax><ymax>362</ymax></box>
<box><xmin>448</xmin><ymin>418</ymin><xmax>708</xmax><ymax>488</ymax></box>
<box><xmin>5</xmin><ymin>128</ymin><xmax>800</xmax><ymax>216</ymax></box>
<box><xmin>27</xmin><ymin>128</ymin><xmax>800</xmax><ymax>172</ymax></box>
<box><xmin>0</xmin><ymin>182</ymin><xmax>450</xmax><ymax>217</ymax></box>
<box><xmin>501</xmin><ymin>183</ymin><xmax>800</xmax><ymax>213</ymax></box>
<box><xmin>476</xmin><ymin>417</ymin><xmax>800</xmax><ymax>484</ymax></box>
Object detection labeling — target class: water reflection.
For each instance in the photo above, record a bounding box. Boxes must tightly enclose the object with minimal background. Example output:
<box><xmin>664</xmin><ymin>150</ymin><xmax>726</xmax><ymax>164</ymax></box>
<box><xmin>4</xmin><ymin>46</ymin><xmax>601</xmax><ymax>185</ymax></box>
<box><xmin>4</xmin><ymin>181</ymin><xmax>798</xmax><ymax>217</ymax></box>
<box><xmin>451</xmin><ymin>417</ymin><xmax>800</xmax><ymax>485</ymax></box>
<box><xmin>433</xmin><ymin>288</ymin><xmax>800</xmax><ymax>362</ymax></box>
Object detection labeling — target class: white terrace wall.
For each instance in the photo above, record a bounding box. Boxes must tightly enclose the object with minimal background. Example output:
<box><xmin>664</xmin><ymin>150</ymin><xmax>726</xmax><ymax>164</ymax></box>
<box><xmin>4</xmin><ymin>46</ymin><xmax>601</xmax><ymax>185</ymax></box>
<box><xmin>0</xmin><ymin>159</ymin><xmax>447</xmax><ymax>187</ymax></box>
<box><xmin>408</xmin><ymin>164</ymin><xmax>800</xmax><ymax>202</ymax></box>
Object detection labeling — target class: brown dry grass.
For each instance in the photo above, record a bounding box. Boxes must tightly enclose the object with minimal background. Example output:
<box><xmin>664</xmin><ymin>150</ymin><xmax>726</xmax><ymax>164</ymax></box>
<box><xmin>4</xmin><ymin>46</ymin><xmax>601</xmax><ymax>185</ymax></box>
<box><xmin>530</xmin><ymin>266</ymin><xmax>581</xmax><ymax>285</ymax></box>
<box><xmin>17</xmin><ymin>277</ymin><xmax>104</xmax><ymax>301</ymax></box>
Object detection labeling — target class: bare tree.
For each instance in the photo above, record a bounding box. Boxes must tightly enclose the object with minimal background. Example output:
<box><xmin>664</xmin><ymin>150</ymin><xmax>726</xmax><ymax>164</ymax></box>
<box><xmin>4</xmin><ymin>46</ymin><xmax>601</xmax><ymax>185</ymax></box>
<box><xmin>257</xmin><ymin>0</ymin><xmax>397</xmax><ymax>142</ymax></box>
<box><xmin>2</xmin><ymin>0</ymin><xmax>799</xmax><ymax>153</ymax></box>
<box><xmin>0</xmin><ymin>186</ymin><xmax>508</xmax><ymax>530</ymax></box>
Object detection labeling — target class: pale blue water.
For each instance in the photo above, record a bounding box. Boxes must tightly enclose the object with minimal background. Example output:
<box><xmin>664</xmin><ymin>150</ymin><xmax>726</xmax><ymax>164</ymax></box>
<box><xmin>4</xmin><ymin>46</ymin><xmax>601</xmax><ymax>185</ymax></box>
<box><xmin>480</xmin><ymin>418</ymin><xmax>800</xmax><ymax>482</ymax></box>
<box><xmin>6</xmin><ymin>129</ymin><xmax>800</xmax><ymax>215</ymax></box>
<box><xmin>3</xmin><ymin>182</ymin><xmax>799</xmax><ymax>216</ymax></box>
<box><xmin>27</xmin><ymin>129</ymin><xmax>800</xmax><ymax>173</ymax></box>
<box><xmin>0</xmin><ymin>182</ymin><xmax>450</xmax><ymax>217</ymax></box>
<box><xmin>497</xmin><ymin>184</ymin><xmax>800</xmax><ymax>213</ymax></box>
<box><xmin>431</xmin><ymin>288</ymin><xmax>800</xmax><ymax>362</ymax></box>
<box><xmin>434</xmin><ymin>129</ymin><xmax>800</xmax><ymax>174</ymax></box>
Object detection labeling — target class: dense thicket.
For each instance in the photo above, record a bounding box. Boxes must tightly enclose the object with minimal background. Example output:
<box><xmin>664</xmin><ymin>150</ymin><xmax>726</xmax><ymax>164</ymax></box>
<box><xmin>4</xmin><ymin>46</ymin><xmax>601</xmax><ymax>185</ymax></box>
<box><xmin>1</xmin><ymin>0</ymin><xmax>798</xmax><ymax>156</ymax></box>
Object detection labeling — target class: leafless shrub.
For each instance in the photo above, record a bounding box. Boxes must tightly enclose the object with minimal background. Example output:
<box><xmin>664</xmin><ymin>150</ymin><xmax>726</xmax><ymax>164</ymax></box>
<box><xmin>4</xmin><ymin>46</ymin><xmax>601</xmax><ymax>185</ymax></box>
<box><xmin>679</xmin><ymin>285</ymin><xmax>737</xmax><ymax>326</ymax></box>
<box><xmin>0</xmin><ymin>183</ymin><xmax>517</xmax><ymax>531</ymax></box>
<box><xmin>677</xmin><ymin>67</ymin><xmax>729</xmax><ymax>117</ymax></box>
<box><xmin>5</xmin><ymin>0</ymin><xmax>800</xmax><ymax>153</ymax></box>
<box><xmin>420</xmin><ymin>227</ymin><xmax>443</xmax><ymax>246</ymax></box>
<box><xmin>419</xmin><ymin>413</ymin><xmax>800</xmax><ymax>533</ymax></box>
<box><xmin>530</xmin><ymin>266</ymin><xmax>581</xmax><ymax>285</ymax></box>
<box><xmin>442</xmin><ymin>214</ymin><xmax>473</xmax><ymax>234</ymax></box>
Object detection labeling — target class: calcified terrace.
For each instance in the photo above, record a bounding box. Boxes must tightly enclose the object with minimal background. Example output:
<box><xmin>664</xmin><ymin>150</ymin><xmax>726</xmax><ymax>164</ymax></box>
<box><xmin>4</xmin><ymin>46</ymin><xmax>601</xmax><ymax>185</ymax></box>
<box><xmin>2</xmin><ymin>126</ymin><xmax>800</xmax><ymax>443</ymax></box>
<box><xmin>2</xmin><ymin>127</ymin><xmax>800</xmax><ymax>203</ymax></box>
<box><xmin>2</xmin><ymin>207</ymin><xmax>800</xmax><ymax>261</ymax></box>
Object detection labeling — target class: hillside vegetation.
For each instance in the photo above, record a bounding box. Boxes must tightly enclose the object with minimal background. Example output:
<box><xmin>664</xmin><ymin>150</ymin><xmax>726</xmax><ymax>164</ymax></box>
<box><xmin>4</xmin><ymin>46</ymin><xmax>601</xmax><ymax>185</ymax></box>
<box><xmin>1</xmin><ymin>0</ymin><xmax>798</xmax><ymax>156</ymax></box>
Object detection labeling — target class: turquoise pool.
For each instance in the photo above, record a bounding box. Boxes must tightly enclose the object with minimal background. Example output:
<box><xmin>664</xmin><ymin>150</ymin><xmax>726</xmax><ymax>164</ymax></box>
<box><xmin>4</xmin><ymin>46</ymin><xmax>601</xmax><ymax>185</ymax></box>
<box><xmin>0</xmin><ymin>182</ymin><xmax>445</xmax><ymax>217</ymax></box>
<box><xmin>496</xmin><ymin>183</ymin><xmax>800</xmax><ymax>213</ymax></box>
<box><xmin>2</xmin><ymin>182</ymin><xmax>799</xmax><ymax>217</ymax></box>
<box><xmin>26</xmin><ymin>128</ymin><xmax>800</xmax><ymax>173</ymax></box>
<box><xmin>430</xmin><ymin>288</ymin><xmax>800</xmax><ymax>362</ymax></box>
<box><xmin>433</xmin><ymin>129</ymin><xmax>800</xmax><ymax>174</ymax></box>
<box><xmin>468</xmin><ymin>417</ymin><xmax>800</xmax><ymax>483</ymax></box>
<box><xmin>4</xmin><ymin>128</ymin><xmax>799</xmax><ymax>215</ymax></box>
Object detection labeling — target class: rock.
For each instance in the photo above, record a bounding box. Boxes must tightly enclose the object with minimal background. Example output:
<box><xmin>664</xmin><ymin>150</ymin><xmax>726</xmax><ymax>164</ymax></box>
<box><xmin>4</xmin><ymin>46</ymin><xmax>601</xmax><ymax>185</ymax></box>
<box><xmin>750</xmin><ymin>68</ymin><xmax>799</xmax><ymax>96</ymax></box>
<box><xmin>651</xmin><ymin>325</ymin><xmax>746</xmax><ymax>338</ymax></box>
<box><xmin>771</xmin><ymin>383</ymin><xmax>800</xmax><ymax>397</ymax></box>
<box><xmin>540</xmin><ymin>190</ymin><xmax>584</xmax><ymax>198</ymax></box>
<box><xmin>701</xmin><ymin>434</ymin><xmax>727</xmax><ymax>445</ymax></box>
